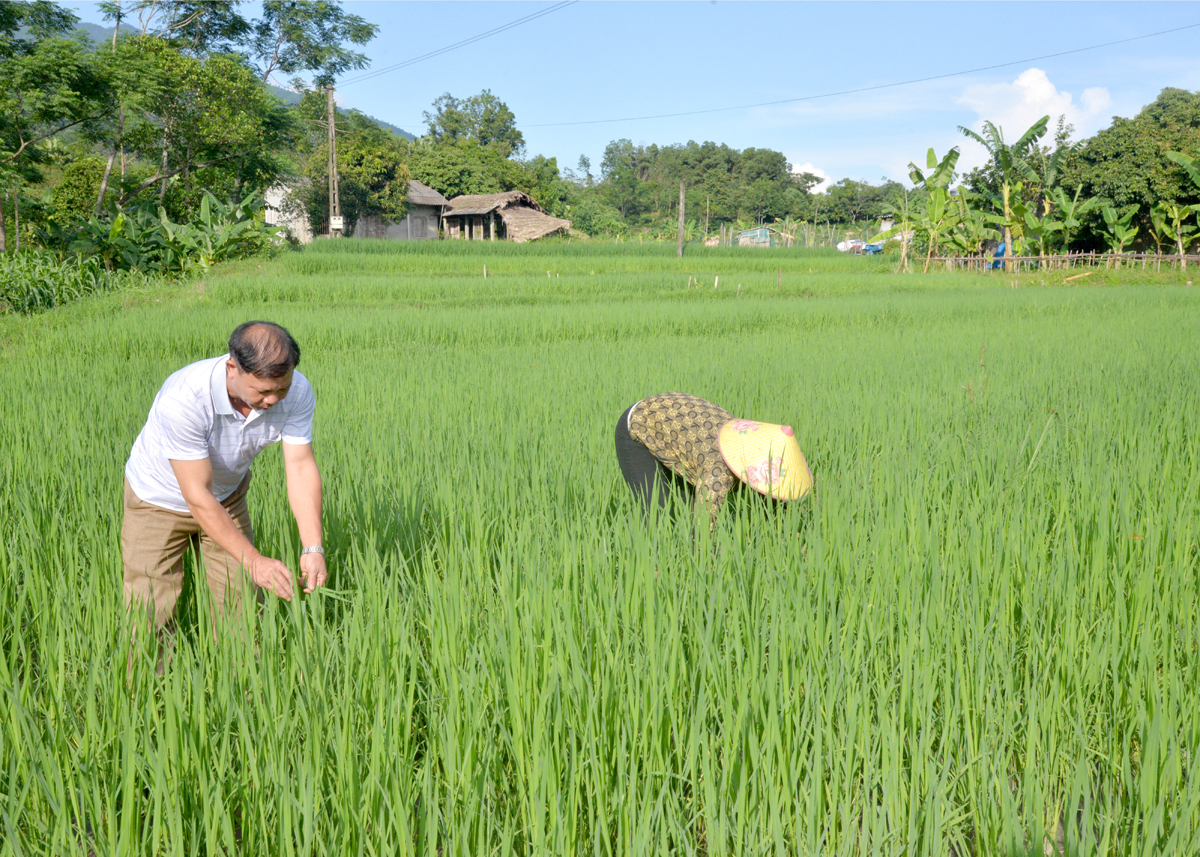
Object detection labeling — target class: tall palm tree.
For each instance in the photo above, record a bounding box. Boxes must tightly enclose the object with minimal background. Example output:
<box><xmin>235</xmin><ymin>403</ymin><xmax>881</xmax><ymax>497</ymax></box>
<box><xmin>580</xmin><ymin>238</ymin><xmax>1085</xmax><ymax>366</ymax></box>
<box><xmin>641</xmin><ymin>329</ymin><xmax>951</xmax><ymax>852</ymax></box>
<box><xmin>958</xmin><ymin>116</ymin><xmax>1049</xmax><ymax>272</ymax></box>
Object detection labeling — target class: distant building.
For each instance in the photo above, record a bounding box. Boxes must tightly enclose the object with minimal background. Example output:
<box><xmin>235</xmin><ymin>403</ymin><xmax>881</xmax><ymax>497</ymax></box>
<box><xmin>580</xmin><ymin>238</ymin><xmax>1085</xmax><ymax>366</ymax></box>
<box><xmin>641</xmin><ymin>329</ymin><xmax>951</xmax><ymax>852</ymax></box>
<box><xmin>264</xmin><ymin>184</ymin><xmax>313</xmax><ymax>244</ymax></box>
<box><xmin>442</xmin><ymin>191</ymin><xmax>571</xmax><ymax>243</ymax></box>
<box><xmin>354</xmin><ymin>180</ymin><xmax>448</xmax><ymax>240</ymax></box>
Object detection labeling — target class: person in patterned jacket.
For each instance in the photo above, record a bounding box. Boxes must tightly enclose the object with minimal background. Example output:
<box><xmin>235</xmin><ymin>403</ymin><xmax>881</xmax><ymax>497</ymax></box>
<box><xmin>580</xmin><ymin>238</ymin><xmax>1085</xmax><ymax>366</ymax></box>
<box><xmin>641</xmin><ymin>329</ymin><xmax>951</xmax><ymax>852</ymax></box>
<box><xmin>614</xmin><ymin>391</ymin><xmax>813</xmax><ymax>525</ymax></box>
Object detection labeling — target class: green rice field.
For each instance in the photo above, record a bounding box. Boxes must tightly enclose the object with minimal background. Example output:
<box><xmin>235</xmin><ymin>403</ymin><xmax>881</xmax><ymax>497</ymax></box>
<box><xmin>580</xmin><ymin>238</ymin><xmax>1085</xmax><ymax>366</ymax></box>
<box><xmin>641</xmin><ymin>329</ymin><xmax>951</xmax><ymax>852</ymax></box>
<box><xmin>2</xmin><ymin>240</ymin><xmax>1199</xmax><ymax>855</ymax></box>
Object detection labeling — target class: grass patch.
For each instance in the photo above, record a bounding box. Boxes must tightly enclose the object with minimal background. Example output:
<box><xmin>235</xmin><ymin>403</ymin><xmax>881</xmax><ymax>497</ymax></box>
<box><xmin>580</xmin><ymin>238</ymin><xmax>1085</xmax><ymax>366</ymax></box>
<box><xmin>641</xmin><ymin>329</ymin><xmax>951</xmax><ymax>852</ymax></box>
<box><xmin>2</xmin><ymin>242</ymin><xmax>1198</xmax><ymax>855</ymax></box>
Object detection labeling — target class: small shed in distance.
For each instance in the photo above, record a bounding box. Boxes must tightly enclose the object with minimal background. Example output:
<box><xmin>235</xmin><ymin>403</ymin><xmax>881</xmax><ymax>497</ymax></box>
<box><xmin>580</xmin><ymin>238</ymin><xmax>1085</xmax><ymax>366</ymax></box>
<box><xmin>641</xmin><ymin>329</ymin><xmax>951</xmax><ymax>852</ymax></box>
<box><xmin>442</xmin><ymin>191</ymin><xmax>571</xmax><ymax>242</ymax></box>
<box><xmin>736</xmin><ymin>226</ymin><xmax>774</xmax><ymax>247</ymax></box>
<box><xmin>354</xmin><ymin>180</ymin><xmax>448</xmax><ymax>240</ymax></box>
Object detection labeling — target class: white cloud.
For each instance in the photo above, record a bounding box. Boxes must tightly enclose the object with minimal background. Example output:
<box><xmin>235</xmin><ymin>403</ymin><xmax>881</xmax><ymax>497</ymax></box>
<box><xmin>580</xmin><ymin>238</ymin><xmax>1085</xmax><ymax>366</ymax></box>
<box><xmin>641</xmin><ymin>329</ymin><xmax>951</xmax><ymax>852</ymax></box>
<box><xmin>791</xmin><ymin>162</ymin><xmax>831</xmax><ymax>193</ymax></box>
<box><xmin>956</xmin><ymin>68</ymin><xmax>1111</xmax><ymax>169</ymax></box>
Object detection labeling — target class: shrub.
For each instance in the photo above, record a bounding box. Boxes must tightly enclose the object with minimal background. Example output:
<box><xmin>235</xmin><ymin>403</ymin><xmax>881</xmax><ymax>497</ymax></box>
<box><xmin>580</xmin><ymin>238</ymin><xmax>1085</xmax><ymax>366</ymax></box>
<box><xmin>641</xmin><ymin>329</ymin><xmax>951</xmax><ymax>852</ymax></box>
<box><xmin>50</xmin><ymin>157</ymin><xmax>107</xmax><ymax>224</ymax></box>
<box><xmin>42</xmin><ymin>190</ymin><xmax>282</xmax><ymax>275</ymax></box>
<box><xmin>566</xmin><ymin>196</ymin><xmax>626</xmax><ymax>237</ymax></box>
<box><xmin>0</xmin><ymin>250</ymin><xmax>149</xmax><ymax>314</ymax></box>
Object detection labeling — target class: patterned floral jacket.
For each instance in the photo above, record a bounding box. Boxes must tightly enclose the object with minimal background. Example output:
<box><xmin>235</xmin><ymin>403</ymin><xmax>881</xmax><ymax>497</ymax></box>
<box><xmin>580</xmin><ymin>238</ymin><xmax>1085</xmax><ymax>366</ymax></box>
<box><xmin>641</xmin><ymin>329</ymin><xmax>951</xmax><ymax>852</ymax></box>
<box><xmin>628</xmin><ymin>392</ymin><xmax>737</xmax><ymax>521</ymax></box>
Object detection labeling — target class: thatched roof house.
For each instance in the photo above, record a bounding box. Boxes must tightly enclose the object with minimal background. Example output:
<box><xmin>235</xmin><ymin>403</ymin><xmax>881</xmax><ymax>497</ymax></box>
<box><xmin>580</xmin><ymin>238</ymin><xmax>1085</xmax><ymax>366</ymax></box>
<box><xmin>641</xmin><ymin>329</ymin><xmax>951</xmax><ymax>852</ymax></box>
<box><xmin>442</xmin><ymin>191</ymin><xmax>571</xmax><ymax>243</ymax></box>
<box><xmin>355</xmin><ymin>180</ymin><xmax>449</xmax><ymax>240</ymax></box>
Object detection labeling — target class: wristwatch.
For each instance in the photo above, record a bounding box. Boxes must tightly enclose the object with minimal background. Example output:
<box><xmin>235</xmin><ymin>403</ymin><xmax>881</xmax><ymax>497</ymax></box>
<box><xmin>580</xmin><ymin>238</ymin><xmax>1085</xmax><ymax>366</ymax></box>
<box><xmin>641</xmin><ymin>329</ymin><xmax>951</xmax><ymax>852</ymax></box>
<box><xmin>301</xmin><ymin>546</ymin><xmax>325</xmax><ymax>556</ymax></box>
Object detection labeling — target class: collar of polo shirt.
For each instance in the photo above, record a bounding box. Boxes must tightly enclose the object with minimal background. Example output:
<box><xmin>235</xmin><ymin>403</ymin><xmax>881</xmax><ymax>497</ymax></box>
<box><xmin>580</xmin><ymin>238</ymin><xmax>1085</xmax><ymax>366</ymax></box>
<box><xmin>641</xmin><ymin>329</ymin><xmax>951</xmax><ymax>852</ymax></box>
<box><xmin>211</xmin><ymin>357</ymin><xmax>235</xmax><ymax>416</ymax></box>
<box><xmin>211</xmin><ymin>355</ymin><xmax>264</xmax><ymax>421</ymax></box>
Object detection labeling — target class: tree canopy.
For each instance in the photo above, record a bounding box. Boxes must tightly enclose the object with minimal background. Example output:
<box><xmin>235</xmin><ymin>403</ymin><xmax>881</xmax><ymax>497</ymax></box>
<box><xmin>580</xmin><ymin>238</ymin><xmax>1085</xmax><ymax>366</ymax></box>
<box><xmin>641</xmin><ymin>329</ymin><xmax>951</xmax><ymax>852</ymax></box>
<box><xmin>1065</xmin><ymin>87</ymin><xmax>1200</xmax><ymax>213</ymax></box>
<box><xmin>423</xmin><ymin>90</ymin><xmax>526</xmax><ymax>159</ymax></box>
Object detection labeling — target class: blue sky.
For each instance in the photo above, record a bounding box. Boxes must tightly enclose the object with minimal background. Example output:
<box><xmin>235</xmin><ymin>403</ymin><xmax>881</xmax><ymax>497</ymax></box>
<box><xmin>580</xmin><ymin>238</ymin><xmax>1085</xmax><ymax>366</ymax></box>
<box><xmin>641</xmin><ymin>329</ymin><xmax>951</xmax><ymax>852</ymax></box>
<box><xmin>65</xmin><ymin>1</ymin><xmax>1200</xmax><ymax>189</ymax></box>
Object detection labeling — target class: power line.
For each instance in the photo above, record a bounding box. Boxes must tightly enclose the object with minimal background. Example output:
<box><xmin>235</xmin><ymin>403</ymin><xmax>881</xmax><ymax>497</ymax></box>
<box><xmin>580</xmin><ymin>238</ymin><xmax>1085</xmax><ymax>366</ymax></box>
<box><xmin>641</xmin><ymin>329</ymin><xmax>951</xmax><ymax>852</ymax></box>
<box><xmin>339</xmin><ymin>1</ymin><xmax>577</xmax><ymax>87</ymax></box>
<box><xmin>525</xmin><ymin>22</ymin><xmax>1200</xmax><ymax>128</ymax></box>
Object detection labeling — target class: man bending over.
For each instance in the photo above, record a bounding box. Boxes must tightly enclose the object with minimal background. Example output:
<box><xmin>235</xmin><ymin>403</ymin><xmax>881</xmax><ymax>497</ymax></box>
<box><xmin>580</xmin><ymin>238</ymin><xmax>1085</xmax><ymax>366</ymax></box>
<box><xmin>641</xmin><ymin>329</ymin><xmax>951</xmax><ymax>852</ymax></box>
<box><xmin>122</xmin><ymin>321</ymin><xmax>327</xmax><ymax>635</ymax></box>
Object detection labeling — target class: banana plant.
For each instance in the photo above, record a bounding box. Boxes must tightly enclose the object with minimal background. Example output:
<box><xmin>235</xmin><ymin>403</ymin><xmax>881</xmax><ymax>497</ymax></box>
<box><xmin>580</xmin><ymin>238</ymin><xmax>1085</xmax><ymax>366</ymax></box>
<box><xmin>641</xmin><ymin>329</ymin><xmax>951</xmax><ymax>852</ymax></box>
<box><xmin>1164</xmin><ymin>152</ymin><xmax>1200</xmax><ymax>269</ymax></box>
<box><xmin>1022</xmin><ymin>207</ymin><xmax>1062</xmax><ymax>261</ymax></box>
<box><xmin>1148</xmin><ymin>204</ymin><xmax>1170</xmax><ymax>255</ymax></box>
<box><xmin>908</xmin><ymin>147</ymin><xmax>962</xmax><ymax>272</ymax></box>
<box><xmin>1151</xmin><ymin>200</ymin><xmax>1200</xmax><ymax>268</ymax></box>
<box><xmin>959</xmin><ymin>115</ymin><xmax>1049</xmax><ymax>271</ymax></box>
<box><xmin>1047</xmin><ymin>185</ymin><xmax>1101</xmax><ymax>251</ymax></box>
<box><xmin>1166</xmin><ymin>150</ymin><xmax>1200</xmax><ymax>190</ymax></box>
<box><xmin>1025</xmin><ymin>158</ymin><xmax>1084</xmax><ymax>259</ymax></box>
<box><xmin>41</xmin><ymin>190</ymin><xmax>278</xmax><ymax>275</ymax></box>
<box><xmin>1098</xmin><ymin>204</ymin><xmax>1139</xmax><ymax>257</ymax></box>
<box><xmin>946</xmin><ymin>190</ymin><xmax>998</xmax><ymax>257</ymax></box>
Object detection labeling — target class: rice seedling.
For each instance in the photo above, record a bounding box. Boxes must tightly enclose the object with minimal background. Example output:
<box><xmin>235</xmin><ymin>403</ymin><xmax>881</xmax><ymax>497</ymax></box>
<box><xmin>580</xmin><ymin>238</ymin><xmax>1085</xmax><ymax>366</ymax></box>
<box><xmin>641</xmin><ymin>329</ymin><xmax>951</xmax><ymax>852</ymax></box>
<box><xmin>1</xmin><ymin>242</ymin><xmax>1198</xmax><ymax>855</ymax></box>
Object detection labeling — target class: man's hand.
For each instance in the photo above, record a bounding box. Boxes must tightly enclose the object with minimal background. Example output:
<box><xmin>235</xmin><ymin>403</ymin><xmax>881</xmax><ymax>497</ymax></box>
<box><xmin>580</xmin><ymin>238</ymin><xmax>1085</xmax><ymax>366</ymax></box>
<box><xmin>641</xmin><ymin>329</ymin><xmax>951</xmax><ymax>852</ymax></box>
<box><xmin>283</xmin><ymin>441</ymin><xmax>325</xmax><ymax>594</ymax></box>
<box><xmin>248</xmin><ymin>555</ymin><xmax>295</xmax><ymax>601</ymax></box>
<box><xmin>299</xmin><ymin>551</ymin><xmax>328</xmax><ymax>593</ymax></box>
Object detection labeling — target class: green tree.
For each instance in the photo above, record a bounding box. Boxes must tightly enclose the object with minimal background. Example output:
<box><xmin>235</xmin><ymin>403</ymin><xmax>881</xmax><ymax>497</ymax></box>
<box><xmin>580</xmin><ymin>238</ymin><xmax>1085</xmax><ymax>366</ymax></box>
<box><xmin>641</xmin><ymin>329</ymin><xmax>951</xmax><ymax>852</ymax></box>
<box><xmin>423</xmin><ymin>90</ymin><xmax>525</xmax><ymax>158</ymax></box>
<box><xmin>735</xmin><ymin>148</ymin><xmax>790</xmax><ymax>223</ymax></box>
<box><xmin>599</xmin><ymin>138</ymin><xmax>646</xmax><ymax>220</ymax></box>
<box><xmin>406</xmin><ymin>138</ymin><xmax>528</xmax><ymax>200</ymax></box>
<box><xmin>1166</xmin><ymin>150</ymin><xmax>1200</xmax><ymax>196</ymax></box>
<box><xmin>303</xmin><ymin>111</ymin><xmax>409</xmax><ymax>233</ymax></box>
<box><xmin>99</xmin><ymin>0</ymin><xmax>251</xmax><ymax>56</ymax></box>
<box><xmin>0</xmin><ymin>0</ymin><xmax>78</xmax><ymax>53</ymax></box>
<box><xmin>821</xmin><ymin>177</ymin><xmax>904</xmax><ymax>226</ymax></box>
<box><xmin>946</xmin><ymin>190</ymin><xmax>998</xmax><ymax>257</ymax></box>
<box><xmin>249</xmin><ymin>0</ymin><xmax>377</xmax><ymax>87</ymax></box>
<box><xmin>959</xmin><ymin>115</ymin><xmax>1049</xmax><ymax>270</ymax></box>
<box><xmin>572</xmin><ymin>154</ymin><xmax>593</xmax><ymax>188</ymax></box>
<box><xmin>1161</xmin><ymin>151</ymin><xmax>1200</xmax><ymax>265</ymax></box>
<box><xmin>1063</xmin><ymin>89</ymin><xmax>1200</xmax><ymax>247</ymax></box>
<box><xmin>1070</xmin><ymin>89</ymin><xmax>1200</xmax><ymax>210</ymax></box>
<box><xmin>51</xmin><ymin>155</ymin><xmax>108</xmax><ymax>222</ymax></box>
<box><xmin>0</xmin><ymin>6</ymin><xmax>112</xmax><ymax>251</ymax></box>
<box><xmin>521</xmin><ymin>153</ymin><xmax>570</xmax><ymax>217</ymax></box>
<box><xmin>874</xmin><ymin>188</ymin><xmax>917</xmax><ymax>271</ymax></box>
<box><xmin>0</xmin><ymin>22</ymin><xmax>110</xmax><ymax>176</ymax></box>
<box><xmin>567</xmin><ymin>194</ymin><xmax>625</xmax><ymax>237</ymax></box>
<box><xmin>117</xmin><ymin>36</ymin><xmax>293</xmax><ymax>214</ymax></box>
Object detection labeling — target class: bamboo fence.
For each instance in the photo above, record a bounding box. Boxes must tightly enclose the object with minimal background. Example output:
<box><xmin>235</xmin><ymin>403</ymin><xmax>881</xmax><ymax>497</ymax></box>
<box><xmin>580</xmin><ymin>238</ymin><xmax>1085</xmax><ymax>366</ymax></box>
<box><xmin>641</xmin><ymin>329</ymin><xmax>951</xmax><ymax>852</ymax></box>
<box><xmin>919</xmin><ymin>251</ymin><xmax>1200</xmax><ymax>272</ymax></box>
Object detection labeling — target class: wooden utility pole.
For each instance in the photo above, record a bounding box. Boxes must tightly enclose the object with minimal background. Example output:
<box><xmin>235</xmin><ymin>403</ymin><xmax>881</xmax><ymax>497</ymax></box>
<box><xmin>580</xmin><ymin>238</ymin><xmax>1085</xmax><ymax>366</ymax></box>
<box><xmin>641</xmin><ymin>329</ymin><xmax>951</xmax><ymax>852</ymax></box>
<box><xmin>327</xmin><ymin>85</ymin><xmax>342</xmax><ymax>237</ymax></box>
<box><xmin>676</xmin><ymin>180</ymin><xmax>685</xmax><ymax>258</ymax></box>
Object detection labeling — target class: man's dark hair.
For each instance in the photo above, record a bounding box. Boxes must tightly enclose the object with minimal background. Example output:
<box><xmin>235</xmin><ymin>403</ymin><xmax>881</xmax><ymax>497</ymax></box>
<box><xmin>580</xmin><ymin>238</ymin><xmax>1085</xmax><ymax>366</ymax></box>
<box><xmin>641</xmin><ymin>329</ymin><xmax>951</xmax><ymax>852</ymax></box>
<box><xmin>228</xmin><ymin>321</ymin><xmax>300</xmax><ymax>378</ymax></box>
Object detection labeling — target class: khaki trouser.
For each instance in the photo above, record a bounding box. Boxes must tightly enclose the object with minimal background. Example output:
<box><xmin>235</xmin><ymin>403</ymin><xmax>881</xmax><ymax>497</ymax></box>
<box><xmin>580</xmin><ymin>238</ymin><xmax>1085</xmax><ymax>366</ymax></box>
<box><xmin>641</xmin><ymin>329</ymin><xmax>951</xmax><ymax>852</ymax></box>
<box><xmin>121</xmin><ymin>474</ymin><xmax>258</xmax><ymax>629</ymax></box>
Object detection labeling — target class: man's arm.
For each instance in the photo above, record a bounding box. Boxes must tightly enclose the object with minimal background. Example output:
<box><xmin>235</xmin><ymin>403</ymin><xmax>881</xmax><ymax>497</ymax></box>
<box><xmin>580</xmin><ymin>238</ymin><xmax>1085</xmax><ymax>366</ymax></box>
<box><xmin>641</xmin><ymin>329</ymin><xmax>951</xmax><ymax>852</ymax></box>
<box><xmin>170</xmin><ymin>458</ymin><xmax>294</xmax><ymax>600</ymax></box>
<box><xmin>282</xmin><ymin>441</ymin><xmax>327</xmax><ymax>593</ymax></box>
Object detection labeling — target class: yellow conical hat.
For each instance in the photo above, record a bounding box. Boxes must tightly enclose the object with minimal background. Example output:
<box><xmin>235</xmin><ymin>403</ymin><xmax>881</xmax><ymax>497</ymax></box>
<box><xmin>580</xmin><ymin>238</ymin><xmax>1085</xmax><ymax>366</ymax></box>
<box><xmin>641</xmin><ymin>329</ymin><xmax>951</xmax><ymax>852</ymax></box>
<box><xmin>717</xmin><ymin>419</ymin><xmax>813</xmax><ymax>500</ymax></box>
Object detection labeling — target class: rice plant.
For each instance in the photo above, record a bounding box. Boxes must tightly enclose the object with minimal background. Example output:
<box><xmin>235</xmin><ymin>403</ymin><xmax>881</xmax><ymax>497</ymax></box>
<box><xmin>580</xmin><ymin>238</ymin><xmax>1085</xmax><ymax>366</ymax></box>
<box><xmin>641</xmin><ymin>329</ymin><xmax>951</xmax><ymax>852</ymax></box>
<box><xmin>1</xmin><ymin>243</ymin><xmax>1197</xmax><ymax>855</ymax></box>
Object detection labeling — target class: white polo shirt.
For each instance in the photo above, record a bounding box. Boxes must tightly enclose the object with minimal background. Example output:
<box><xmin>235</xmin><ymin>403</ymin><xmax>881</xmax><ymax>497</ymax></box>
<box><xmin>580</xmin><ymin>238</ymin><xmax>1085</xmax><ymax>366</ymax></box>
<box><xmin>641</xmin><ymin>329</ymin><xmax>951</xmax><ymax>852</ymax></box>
<box><xmin>125</xmin><ymin>354</ymin><xmax>316</xmax><ymax>513</ymax></box>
